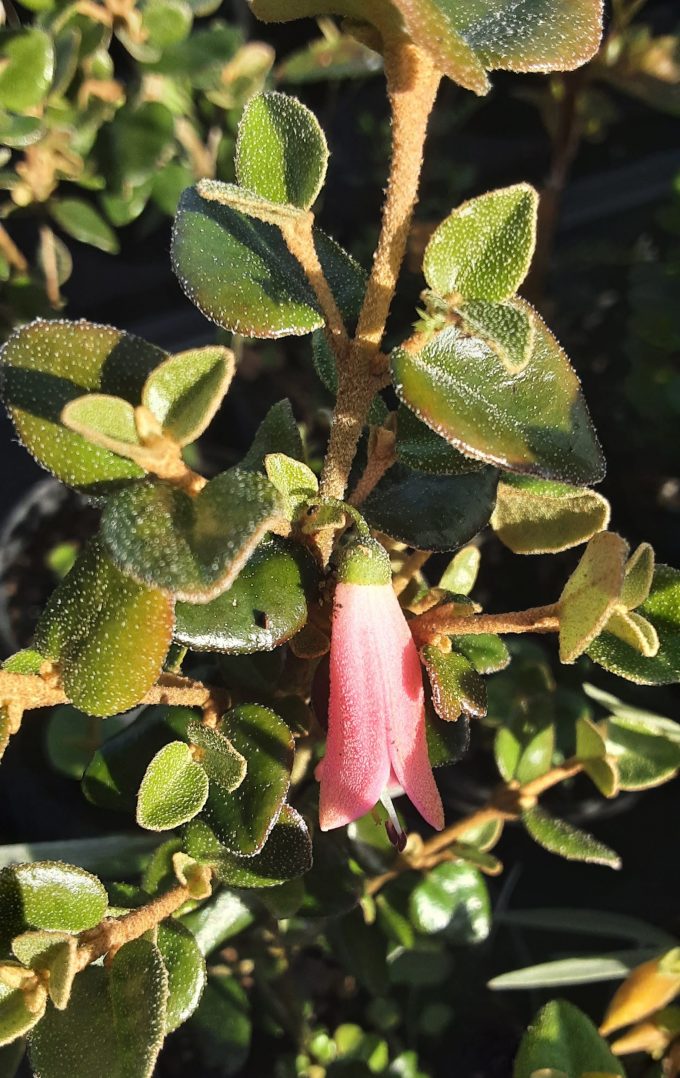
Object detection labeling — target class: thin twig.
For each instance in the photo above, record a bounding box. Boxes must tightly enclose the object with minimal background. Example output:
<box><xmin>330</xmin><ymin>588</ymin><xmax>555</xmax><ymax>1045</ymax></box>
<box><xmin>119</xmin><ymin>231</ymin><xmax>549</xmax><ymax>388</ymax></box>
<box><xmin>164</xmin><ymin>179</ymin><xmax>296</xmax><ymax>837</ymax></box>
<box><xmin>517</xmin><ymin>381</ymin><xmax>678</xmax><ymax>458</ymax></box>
<box><xmin>281</xmin><ymin>214</ymin><xmax>351</xmax><ymax>366</ymax></box>
<box><xmin>75</xmin><ymin>883</ymin><xmax>192</xmax><ymax>971</ymax></box>
<box><xmin>410</xmin><ymin>602</ymin><xmax>560</xmax><ymax>646</ymax></box>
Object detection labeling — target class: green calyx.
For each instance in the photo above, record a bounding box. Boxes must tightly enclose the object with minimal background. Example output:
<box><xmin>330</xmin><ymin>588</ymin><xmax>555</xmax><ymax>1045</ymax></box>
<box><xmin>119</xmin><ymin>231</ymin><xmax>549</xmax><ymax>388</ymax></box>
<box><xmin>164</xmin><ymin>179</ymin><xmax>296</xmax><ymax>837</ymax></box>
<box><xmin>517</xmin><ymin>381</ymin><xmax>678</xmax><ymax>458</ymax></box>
<box><xmin>337</xmin><ymin>537</ymin><xmax>391</xmax><ymax>586</ymax></box>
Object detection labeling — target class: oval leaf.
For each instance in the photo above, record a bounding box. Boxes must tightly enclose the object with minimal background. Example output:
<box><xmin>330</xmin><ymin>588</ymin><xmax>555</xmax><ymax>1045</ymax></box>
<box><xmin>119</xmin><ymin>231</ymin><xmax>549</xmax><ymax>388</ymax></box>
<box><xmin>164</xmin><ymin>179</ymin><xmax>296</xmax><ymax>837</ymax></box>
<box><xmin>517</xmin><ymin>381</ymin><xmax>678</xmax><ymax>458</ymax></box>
<box><xmin>491</xmin><ymin>475</ymin><xmax>610</xmax><ymax>554</ymax></box>
<box><xmin>559</xmin><ymin>532</ymin><xmax>629</xmax><ymax>664</ymax></box>
<box><xmin>522</xmin><ymin>806</ymin><xmax>621</xmax><ymax>869</ymax></box>
<box><xmin>422</xmin><ymin>646</ymin><xmax>487</xmax><ymax>721</ymax></box>
<box><xmin>409</xmin><ymin>862</ymin><xmax>490</xmax><ymax>943</ymax></box>
<box><xmin>236</xmin><ymin>90</ymin><xmax>328</xmax><ymax>210</ymax></box>
<box><xmin>5</xmin><ymin>861</ymin><xmax>108</xmax><ymax>933</ymax></box>
<box><xmin>514</xmin><ymin>999</ymin><xmax>625</xmax><ymax>1078</ymax></box>
<box><xmin>137</xmin><ymin>742</ymin><xmax>209</xmax><ymax>831</ymax></box>
<box><xmin>141</xmin><ymin>346</ymin><xmax>234</xmax><ymax>446</ymax></box>
<box><xmin>392</xmin><ymin>309</ymin><xmax>605</xmax><ymax>486</ymax></box>
<box><xmin>156</xmin><ymin>921</ymin><xmax>206</xmax><ymax>1033</ymax></box>
<box><xmin>109</xmin><ymin>940</ymin><xmax>168</xmax><ymax>1078</ymax></box>
<box><xmin>186</xmin><ymin>806</ymin><xmax>312</xmax><ymax>889</ymax></box>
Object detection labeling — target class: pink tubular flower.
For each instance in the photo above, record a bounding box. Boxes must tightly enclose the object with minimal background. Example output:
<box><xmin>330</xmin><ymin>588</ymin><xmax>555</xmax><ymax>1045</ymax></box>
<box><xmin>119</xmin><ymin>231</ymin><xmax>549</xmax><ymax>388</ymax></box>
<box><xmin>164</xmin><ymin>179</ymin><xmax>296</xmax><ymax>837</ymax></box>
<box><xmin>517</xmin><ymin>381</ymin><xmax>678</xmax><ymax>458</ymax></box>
<box><xmin>318</xmin><ymin>537</ymin><xmax>444</xmax><ymax>833</ymax></box>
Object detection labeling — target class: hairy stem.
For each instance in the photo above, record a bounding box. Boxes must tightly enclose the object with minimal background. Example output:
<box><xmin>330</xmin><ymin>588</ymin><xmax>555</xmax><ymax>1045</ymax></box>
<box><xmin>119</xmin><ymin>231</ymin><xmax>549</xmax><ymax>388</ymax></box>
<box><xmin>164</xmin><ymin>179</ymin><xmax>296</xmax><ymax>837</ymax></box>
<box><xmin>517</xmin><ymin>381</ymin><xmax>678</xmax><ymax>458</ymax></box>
<box><xmin>410</xmin><ymin>602</ymin><xmax>560</xmax><ymax>646</ymax></box>
<box><xmin>281</xmin><ymin>215</ymin><xmax>350</xmax><ymax>366</ymax></box>
<box><xmin>75</xmin><ymin>883</ymin><xmax>192</xmax><ymax>971</ymax></box>
<box><xmin>319</xmin><ymin>41</ymin><xmax>440</xmax><ymax>504</ymax></box>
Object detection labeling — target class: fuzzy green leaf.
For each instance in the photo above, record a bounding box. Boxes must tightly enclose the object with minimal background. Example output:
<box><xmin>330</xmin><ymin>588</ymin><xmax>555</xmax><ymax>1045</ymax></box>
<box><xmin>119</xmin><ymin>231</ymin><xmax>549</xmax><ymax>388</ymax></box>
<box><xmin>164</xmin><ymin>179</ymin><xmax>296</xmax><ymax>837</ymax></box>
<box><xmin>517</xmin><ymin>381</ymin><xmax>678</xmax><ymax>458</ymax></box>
<box><xmin>1</xmin><ymin>862</ymin><xmax>107</xmax><ymax>935</ymax></box>
<box><xmin>187</xmin><ymin>722</ymin><xmax>246</xmax><ymax>795</ymax></box>
<box><xmin>185</xmin><ymin>805</ymin><xmax>312</xmax><ymax>889</ymax></box>
<box><xmin>35</xmin><ymin>540</ymin><xmax>173</xmax><ymax>717</ymax></box>
<box><xmin>455</xmin><ymin>298</ymin><xmax>534</xmax><ymax>373</ymax></box>
<box><xmin>454</xmin><ymin>634</ymin><xmax>510</xmax><ymax>674</ymax></box>
<box><xmin>395</xmin><ymin>406</ymin><xmax>486</xmax><ymax>476</ymax></box>
<box><xmin>426</xmin><ymin>707</ymin><xmax>470</xmax><ymax>769</ymax></box>
<box><xmin>175</xmin><ymin>535</ymin><xmax>316</xmax><ymax>653</ymax></box>
<box><xmin>236</xmin><ymin>90</ymin><xmax>328</xmax><ymax>210</ymax></box>
<box><xmin>101</xmin><ymin>469</ymin><xmax>281</xmax><ymax>601</ymax></box>
<box><xmin>0</xmin><ymin>980</ymin><xmax>46</xmax><ymax>1047</ymax></box>
<box><xmin>362</xmin><ymin>462</ymin><xmax>498</xmax><ymax>551</ymax></box>
<box><xmin>141</xmin><ymin>346</ymin><xmax>234</xmax><ymax>445</ymax></box>
<box><xmin>61</xmin><ymin>395</ymin><xmax>144</xmax><ymax>463</ymax></box>
<box><xmin>514</xmin><ymin>999</ymin><xmax>625</xmax><ymax>1078</ymax></box>
<box><xmin>0</xmin><ymin>320</ymin><xmax>165</xmax><ymax>494</ymax></box>
<box><xmin>491</xmin><ymin>475</ymin><xmax>610</xmax><ymax>555</ymax></box>
<box><xmin>136</xmin><ymin>742</ymin><xmax>209</xmax><ymax>831</ymax></box>
<box><xmin>620</xmin><ymin>542</ymin><xmax>655</xmax><ymax>611</ymax></box>
<box><xmin>559</xmin><ymin>532</ymin><xmax>629</xmax><ymax>664</ymax></box>
<box><xmin>240</xmin><ymin>399</ymin><xmax>304</xmax><ymax>472</ymax></box>
<box><xmin>439</xmin><ymin>545</ymin><xmax>481</xmax><ymax>595</ymax></box>
<box><xmin>409</xmin><ymin>862</ymin><xmax>490</xmax><ymax>943</ymax></box>
<box><xmin>189</xmin><ymin>972</ymin><xmax>251</xmax><ymax>1074</ymax></box>
<box><xmin>156</xmin><ymin>921</ymin><xmax>206</xmax><ymax>1033</ymax></box>
<box><xmin>171</xmin><ymin>182</ymin><xmax>363</xmax><ymax>338</ymax></box>
<box><xmin>422</xmin><ymin>647</ymin><xmax>486</xmax><ymax>721</ymax></box>
<box><xmin>605</xmin><ymin>712</ymin><xmax>680</xmax><ymax>791</ymax></box>
<box><xmin>264</xmin><ymin>453</ymin><xmax>318</xmax><ymax>517</ymax></box>
<box><xmin>522</xmin><ymin>806</ymin><xmax>621</xmax><ymax>869</ymax></box>
<box><xmin>12</xmin><ymin>932</ymin><xmax>77</xmax><ymax>1010</ymax></box>
<box><xmin>392</xmin><ymin>308</ymin><xmax>604</xmax><ymax>486</ymax></box>
<box><xmin>196</xmin><ymin>705</ymin><xmax>293</xmax><ymax>855</ymax></box>
<box><xmin>108</xmin><ymin>940</ymin><xmax>168</xmax><ymax>1078</ymax></box>
<box><xmin>424</xmin><ymin>184</ymin><xmax>538</xmax><ymax>302</ymax></box>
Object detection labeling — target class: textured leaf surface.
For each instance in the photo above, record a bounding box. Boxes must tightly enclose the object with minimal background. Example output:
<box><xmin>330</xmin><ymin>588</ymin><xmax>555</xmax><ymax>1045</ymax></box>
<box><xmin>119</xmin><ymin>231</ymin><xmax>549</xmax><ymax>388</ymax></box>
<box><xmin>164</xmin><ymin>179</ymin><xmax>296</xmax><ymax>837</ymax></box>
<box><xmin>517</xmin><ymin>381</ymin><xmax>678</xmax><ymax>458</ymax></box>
<box><xmin>136</xmin><ymin>742</ymin><xmax>209</xmax><ymax>831</ymax></box>
<box><xmin>424</xmin><ymin>185</ymin><xmax>537</xmax><ymax>302</ymax></box>
<box><xmin>491</xmin><ymin>475</ymin><xmax>610</xmax><ymax>554</ymax></box>
<box><xmin>0</xmin><ymin>320</ymin><xmax>165</xmax><ymax>493</ymax></box>
<box><xmin>61</xmin><ymin>395</ymin><xmax>143</xmax><ymax>462</ymax></box>
<box><xmin>141</xmin><ymin>346</ymin><xmax>234</xmax><ymax>445</ymax></box>
<box><xmin>171</xmin><ymin>182</ymin><xmax>363</xmax><ymax>338</ymax></box>
<box><xmin>175</xmin><ymin>536</ymin><xmax>316</xmax><ymax>653</ymax></box>
<box><xmin>12</xmin><ymin>931</ymin><xmax>77</xmax><ymax>1010</ymax></box>
<box><xmin>240</xmin><ymin>399</ymin><xmax>304</xmax><ymax>472</ymax></box>
<box><xmin>187</xmin><ymin>722</ymin><xmax>246</xmax><ymax>796</ymax></box>
<box><xmin>0</xmin><ymin>980</ymin><xmax>46</xmax><ymax>1047</ymax></box>
<box><xmin>588</xmin><ymin>565</ymin><xmax>680</xmax><ymax>685</ymax></box>
<box><xmin>186</xmin><ymin>806</ymin><xmax>312</xmax><ymax>888</ymax></box>
<box><xmin>409</xmin><ymin>862</ymin><xmax>490</xmax><ymax>943</ymax></box>
<box><xmin>456</xmin><ymin>298</ymin><xmax>534</xmax><ymax>373</ymax></box>
<box><xmin>559</xmin><ymin>533</ymin><xmax>629</xmax><ymax>664</ymax></box>
<box><xmin>101</xmin><ymin>470</ymin><xmax>280</xmax><ymax>601</ymax></box>
<box><xmin>35</xmin><ymin>540</ymin><xmax>173</xmax><ymax>716</ymax></box>
<box><xmin>605</xmin><ymin>713</ymin><xmax>680</xmax><ymax>790</ymax></box>
<box><xmin>514</xmin><ymin>999</ymin><xmax>625</xmax><ymax>1078</ymax></box>
<box><xmin>156</xmin><ymin>921</ymin><xmax>206</xmax><ymax>1033</ymax></box>
<box><xmin>395</xmin><ymin>406</ymin><xmax>485</xmax><ymax>476</ymax></box>
<box><xmin>198</xmin><ymin>705</ymin><xmax>293</xmax><ymax>855</ymax></box>
<box><xmin>3</xmin><ymin>861</ymin><xmax>107</xmax><ymax>933</ymax></box>
<box><xmin>29</xmin><ymin>968</ymin><xmax>117</xmax><ymax>1078</ymax></box>
<box><xmin>236</xmin><ymin>90</ymin><xmax>328</xmax><ymax>210</ymax></box>
<box><xmin>422</xmin><ymin>647</ymin><xmax>486</xmax><ymax>721</ymax></box>
<box><xmin>108</xmin><ymin>940</ymin><xmax>168</xmax><ymax>1078</ymax></box>
<box><xmin>392</xmin><ymin>310</ymin><xmax>604</xmax><ymax>485</ymax></box>
<box><xmin>362</xmin><ymin>462</ymin><xmax>498</xmax><ymax>551</ymax></box>
<box><xmin>522</xmin><ymin>806</ymin><xmax>621</xmax><ymax>869</ymax></box>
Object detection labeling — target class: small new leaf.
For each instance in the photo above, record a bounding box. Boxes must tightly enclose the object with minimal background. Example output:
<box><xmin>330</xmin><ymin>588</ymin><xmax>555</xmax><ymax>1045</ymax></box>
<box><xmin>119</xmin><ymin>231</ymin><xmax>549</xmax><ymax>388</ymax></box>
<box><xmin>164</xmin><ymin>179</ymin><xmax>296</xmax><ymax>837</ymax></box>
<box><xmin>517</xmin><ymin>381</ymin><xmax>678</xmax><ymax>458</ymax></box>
<box><xmin>136</xmin><ymin>742</ymin><xmax>210</xmax><ymax>831</ymax></box>
<box><xmin>559</xmin><ymin>533</ymin><xmax>629</xmax><ymax>664</ymax></box>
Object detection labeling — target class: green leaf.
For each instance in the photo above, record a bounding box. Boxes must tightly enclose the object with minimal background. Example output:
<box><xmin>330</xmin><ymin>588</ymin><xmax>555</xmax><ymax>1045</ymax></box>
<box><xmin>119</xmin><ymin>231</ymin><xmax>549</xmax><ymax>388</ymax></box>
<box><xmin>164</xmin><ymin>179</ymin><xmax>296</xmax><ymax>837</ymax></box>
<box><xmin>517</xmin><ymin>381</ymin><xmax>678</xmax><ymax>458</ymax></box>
<box><xmin>426</xmin><ymin>708</ymin><xmax>470</xmax><ymax>768</ymax></box>
<box><xmin>392</xmin><ymin>308</ymin><xmax>604</xmax><ymax>486</ymax></box>
<box><xmin>35</xmin><ymin>540</ymin><xmax>173</xmax><ymax>717</ymax></box>
<box><xmin>0</xmin><ymin>319</ymin><xmax>166</xmax><ymax>494</ymax></box>
<box><xmin>60</xmin><ymin>395</ymin><xmax>144</xmax><ymax>464</ymax></box>
<box><xmin>328</xmin><ymin>909</ymin><xmax>389</xmax><ymax>996</ymax></box>
<box><xmin>422</xmin><ymin>647</ymin><xmax>486</xmax><ymax>721</ymax></box>
<box><xmin>156</xmin><ymin>921</ymin><xmax>206</xmax><ymax>1033</ymax></box>
<box><xmin>50</xmin><ymin>199</ymin><xmax>119</xmax><ymax>255</ymax></box>
<box><xmin>424</xmin><ymin>184</ymin><xmax>537</xmax><ymax>302</ymax></box>
<box><xmin>362</xmin><ymin>462</ymin><xmax>498</xmax><ymax>551</ymax></box>
<box><xmin>45</xmin><ymin>706</ymin><xmax>129</xmax><ymax>781</ymax></box>
<box><xmin>189</xmin><ymin>972</ymin><xmax>251</xmax><ymax>1076</ymax></box>
<box><xmin>395</xmin><ymin>405</ymin><xmax>485</xmax><ymax>476</ymax></box>
<box><xmin>2</xmin><ymin>650</ymin><xmax>45</xmax><ymax>675</ymax></box>
<box><xmin>455</xmin><ymin>298</ymin><xmax>534</xmax><ymax>374</ymax></box>
<box><xmin>108</xmin><ymin>939</ymin><xmax>168</xmax><ymax>1078</ymax></box>
<box><xmin>142</xmin><ymin>0</ymin><xmax>193</xmax><ymax>48</ymax></box>
<box><xmin>240</xmin><ymin>399</ymin><xmax>304</xmax><ymax>471</ymax></box>
<box><xmin>236</xmin><ymin>90</ymin><xmax>328</xmax><ymax>210</ymax></box>
<box><xmin>620</xmin><ymin>542</ymin><xmax>655</xmax><ymax>611</ymax></box>
<box><xmin>495</xmin><ymin>702</ymin><xmax>555</xmax><ymax>785</ymax></box>
<box><xmin>559</xmin><ymin>532</ymin><xmax>629</xmax><ymax>664</ymax></box>
<box><xmin>604</xmin><ymin>608</ymin><xmax>659</xmax><ymax>657</ymax></box>
<box><xmin>1</xmin><ymin>861</ymin><xmax>108</xmax><ymax>935</ymax></box>
<box><xmin>588</xmin><ymin>565</ymin><xmax>680</xmax><ymax>685</ymax></box>
<box><xmin>605</xmin><ymin>713</ymin><xmax>680</xmax><ymax>791</ymax></box>
<box><xmin>409</xmin><ymin>862</ymin><xmax>490</xmax><ymax>943</ymax></box>
<box><xmin>12</xmin><ymin>932</ymin><xmax>77</xmax><ymax>1010</ymax></box>
<box><xmin>82</xmin><ymin>706</ymin><xmax>197</xmax><ymax>812</ymax></box>
<box><xmin>264</xmin><ymin>453</ymin><xmax>318</xmax><ymax>517</ymax></box>
<box><xmin>491</xmin><ymin>475</ymin><xmax>610</xmax><ymax>555</ymax></box>
<box><xmin>174</xmin><ymin>535</ymin><xmax>316</xmax><ymax>653</ymax></box>
<box><xmin>180</xmin><ymin>890</ymin><xmax>254</xmax><ymax>957</ymax></box>
<box><xmin>490</xmin><ymin>952</ymin><xmax>651</xmax><ymax>991</ymax></box>
<box><xmin>29</xmin><ymin>968</ymin><xmax>116</xmax><ymax>1077</ymax></box>
<box><xmin>454</xmin><ymin>634</ymin><xmax>510</xmax><ymax>674</ymax></box>
<box><xmin>185</xmin><ymin>805</ymin><xmax>312</xmax><ymax>888</ymax></box>
<box><xmin>197</xmin><ymin>705</ymin><xmax>293</xmax><ymax>855</ymax></box>
<box><xmin>445</xmin><ymin>0</ymin><xmax>604</xmax><ymax>75</ymax></box>
<box><xmin>141</xmin><ymin>346</ymin><xmax>234</xmax><ymax>446</ymax></box>
<box><xmin>136</xmin><ymin>742</ymin><xmax>209</xmax><ymax>831</ymax></box>
<box><xmin>101</xmin><ymin>469</ymin><xmax>281</xmax><ymax>601</ymax></box>
<box><xmin>171</xmin><ymin>181</ymin><xmax>364</xmax><ymax>338</ymax></box>
<box><xmin>499</xmin><ymin>906</ymin><xmax>678</xmax><ymax>950</ymax></box>
<box><xmin>522</xmin><ymin>806</ymin><xmax>621</xmax><ymax>869</ymax></box>
<box><xmin>0</xmin><ymin>29</ymin><xmax>54</xmax><ymax>111</ymax></box>
<box><xmin>575</xmin><ymin>717</ymin><xmax>619</xmax><ymax>798</ymax></box>
<box><xmin>513</xmin><ymin>999</ymin><xmax>625</xmax><ymax>1078</ymax></box>
<box><xmin>439</xmin><ymin>546</ymin><xmax>480</xmax><ymax>594</ymax></box>
<box><xmin>187</xmin><ymin>722</ymin><xmax>246</xmax><ymax>795</ymax></box>
<box><xmin>99</xmin><ymin>101</ymin><xmax>175</xmax><ymax>192</ymax></box>
<box><xmin>0</xmin><ymin>980</ymin><xmax>46</xmax><ymax>1047</ymax></box>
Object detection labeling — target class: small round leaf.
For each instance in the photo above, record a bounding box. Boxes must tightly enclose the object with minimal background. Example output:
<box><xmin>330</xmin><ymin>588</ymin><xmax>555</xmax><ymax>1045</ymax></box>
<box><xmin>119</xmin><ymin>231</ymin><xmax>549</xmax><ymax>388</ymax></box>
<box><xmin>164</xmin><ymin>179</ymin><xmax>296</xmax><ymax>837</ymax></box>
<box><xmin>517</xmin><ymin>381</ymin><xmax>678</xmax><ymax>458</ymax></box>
<box><xmin>137</xmin><ymin>743</ymin><xmax>209</xmax><ymax>831</ymax></box>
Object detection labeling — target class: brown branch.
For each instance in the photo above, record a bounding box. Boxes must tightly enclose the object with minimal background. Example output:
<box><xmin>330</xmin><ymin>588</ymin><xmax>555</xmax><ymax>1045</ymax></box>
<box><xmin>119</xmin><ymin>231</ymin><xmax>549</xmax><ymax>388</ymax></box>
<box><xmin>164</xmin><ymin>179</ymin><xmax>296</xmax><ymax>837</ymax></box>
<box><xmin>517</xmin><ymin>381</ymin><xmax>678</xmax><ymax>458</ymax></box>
<box><xmin>75</xmin><ymin>883</ymin><xmax>192</xmax><ymax>971</ymax></box>
<box><xmin>392</xmin><ymin>549</ymin><xmax>432</xmax><ymax>597</ymax></box>
<box><xmin>410</xmin><ymin>602</ymin><xmax>560</xmax><ymax>647</ymax></box>
<box><xmin>319</xmin><ymin>40</ymin><xmax>440</xmax><ymax>504</ymax></box>
<box><xmin>348</xmin><ymin>419</ymin><xmax>397</xmax><ymax>507</ymax></box>
<box><xmin>366</xmin><ymin>760</ymin><xmax>585</xmax><ymax>897</ymax></box>
<box><xmin>0</xmin><ymin>222</ymin><xmax>28</xmax><ymax>274</ymax></box>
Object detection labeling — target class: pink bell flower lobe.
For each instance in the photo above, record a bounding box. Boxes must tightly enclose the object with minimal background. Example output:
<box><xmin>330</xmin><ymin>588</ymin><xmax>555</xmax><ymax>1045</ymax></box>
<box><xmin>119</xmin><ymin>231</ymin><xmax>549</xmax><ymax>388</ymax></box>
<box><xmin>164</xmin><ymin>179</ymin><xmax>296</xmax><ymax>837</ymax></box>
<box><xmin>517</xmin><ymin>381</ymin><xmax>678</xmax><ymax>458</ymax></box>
<box><xmin>318</xmin><ymin>538</ymin><xmax>444</xmax><ymax>833</ymax></box>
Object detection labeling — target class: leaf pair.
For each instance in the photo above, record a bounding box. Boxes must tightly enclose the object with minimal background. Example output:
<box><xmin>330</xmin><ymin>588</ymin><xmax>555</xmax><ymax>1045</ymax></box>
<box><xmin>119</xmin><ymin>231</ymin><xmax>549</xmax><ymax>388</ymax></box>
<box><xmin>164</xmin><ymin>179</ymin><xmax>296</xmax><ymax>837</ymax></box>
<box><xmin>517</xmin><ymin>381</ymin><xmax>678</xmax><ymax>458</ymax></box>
<box><xmin>393</xmin><ymin>186</ymin><xmax>605</xmax><ymax>487</ymax></box>
<box><xmin>559</xmin><ymin>535</ymin><xmax>657</xmax><ymax>664</ymax></box>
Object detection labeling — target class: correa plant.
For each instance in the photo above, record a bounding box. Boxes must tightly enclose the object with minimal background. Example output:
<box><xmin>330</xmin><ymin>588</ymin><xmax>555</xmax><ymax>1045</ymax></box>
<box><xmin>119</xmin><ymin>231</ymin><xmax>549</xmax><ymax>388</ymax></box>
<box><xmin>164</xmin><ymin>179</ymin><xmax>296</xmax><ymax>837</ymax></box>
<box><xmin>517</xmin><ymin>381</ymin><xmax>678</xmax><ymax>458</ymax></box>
<box><xmin>1</xmin><ymin>1</ymin><xmax>680</xmax><ymax>1075</ymax></box>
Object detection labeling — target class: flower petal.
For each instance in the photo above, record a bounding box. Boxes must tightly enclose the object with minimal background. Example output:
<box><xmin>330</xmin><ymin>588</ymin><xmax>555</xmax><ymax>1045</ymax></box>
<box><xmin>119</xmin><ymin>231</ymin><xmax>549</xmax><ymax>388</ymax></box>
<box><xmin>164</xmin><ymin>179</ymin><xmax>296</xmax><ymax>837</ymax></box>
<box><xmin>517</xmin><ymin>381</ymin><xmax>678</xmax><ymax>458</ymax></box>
<box><xmin>319</xmin><ymin>581</ymin><xmax>392</xmax><ymax>830</ymax></box>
